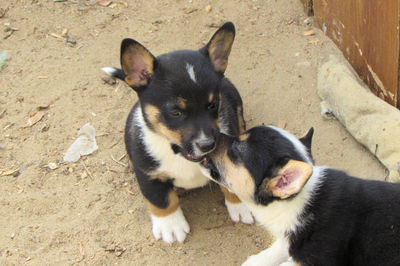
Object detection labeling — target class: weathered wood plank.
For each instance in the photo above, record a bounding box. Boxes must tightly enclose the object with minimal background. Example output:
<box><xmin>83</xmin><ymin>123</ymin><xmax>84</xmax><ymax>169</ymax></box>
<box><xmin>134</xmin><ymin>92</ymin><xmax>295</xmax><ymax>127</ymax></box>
<box><xmin>313</xmin><ymin>0</ymin><xmax>399</xmax><ymax>108</ymax></box>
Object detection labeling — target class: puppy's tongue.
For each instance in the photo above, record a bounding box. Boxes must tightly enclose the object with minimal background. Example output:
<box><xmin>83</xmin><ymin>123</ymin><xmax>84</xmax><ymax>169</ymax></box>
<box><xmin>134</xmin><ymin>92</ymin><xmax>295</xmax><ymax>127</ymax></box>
<box><xmin>185</xmin><ymin>153</ymin><xmax>204</xmax><ymax>162</ymax></box>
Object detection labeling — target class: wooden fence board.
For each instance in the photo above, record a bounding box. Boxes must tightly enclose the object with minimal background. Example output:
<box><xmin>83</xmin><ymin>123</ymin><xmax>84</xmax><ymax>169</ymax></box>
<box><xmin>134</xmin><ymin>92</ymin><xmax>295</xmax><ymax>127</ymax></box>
<box><xmin>312</xmin><ymin>0</ymin><xmax>399</xmax><ymax>108</ymax></box>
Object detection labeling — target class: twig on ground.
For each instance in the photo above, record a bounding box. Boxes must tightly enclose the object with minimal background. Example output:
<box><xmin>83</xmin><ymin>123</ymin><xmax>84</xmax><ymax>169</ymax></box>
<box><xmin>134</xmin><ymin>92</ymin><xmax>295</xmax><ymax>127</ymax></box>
<box><xmin>118</xmin><ymin>153</ymin><xmax>127</xmax><ymax>161</ymax></box>
<box><xmin>81</xmin><ymin>161</ymin><xmax>94</xmax><ymax>179</ymax></box>
<box><xmin>111</xmin><ymin>154</ymin><xmax>128</xmax><ymax>167</ymax></box>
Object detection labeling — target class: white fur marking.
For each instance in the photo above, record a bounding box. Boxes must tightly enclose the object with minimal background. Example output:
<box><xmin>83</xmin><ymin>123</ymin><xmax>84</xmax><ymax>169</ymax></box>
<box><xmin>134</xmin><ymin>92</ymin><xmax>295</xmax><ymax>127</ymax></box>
<box><xmin>133</xmin><ymin>106</ymin><xmax>209</xmax><ymax>189</ymax></box>
<box><xmin>225</xmin><ymin>200</ymin><xmax>255</xmax><ymax>224</ymax></box>
<box><xmin>246</xmin><ymin>166</ymin><xmax>326</xmax><ymax>237</ymax></box>
<box><xmin>268</xmin><ymin>126</ymin><xmax>313</xmax><ymax>164</ymax></box>
<box><xmin>242</xmin><ymin>237</ymin><xmax>290</xmax><ymax>266</ymax></box>
<box><xmin>150</xmin><ymin>207</ymin><xmax>190</xmax><ymax>243</ymax></box>
<box><xmin>192</xmin><ymin>131</ymin><xmax>209</xmax><ymax>156</ymax></box>
<box><xmin>101</xmin><ymin>67</ymin><xmax>118</xmax><ymax>76</ymax></box>
<box><xmin>186</xmin><ymin>63</ymin><xmax>197</xmax><ymax>83</ymax></box>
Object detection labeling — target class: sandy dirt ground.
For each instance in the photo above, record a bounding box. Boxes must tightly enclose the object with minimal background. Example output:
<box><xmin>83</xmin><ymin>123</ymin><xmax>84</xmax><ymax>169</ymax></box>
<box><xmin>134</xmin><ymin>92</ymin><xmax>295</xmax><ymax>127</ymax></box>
<box><xmin>0</xmin><ymin>0</ymin><xmax>386</xmax><ymax>265</ymax></box>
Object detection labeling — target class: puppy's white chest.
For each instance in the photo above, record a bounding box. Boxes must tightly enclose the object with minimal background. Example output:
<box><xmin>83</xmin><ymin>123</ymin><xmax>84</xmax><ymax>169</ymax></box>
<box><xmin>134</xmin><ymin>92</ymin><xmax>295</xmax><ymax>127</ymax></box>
<box><xmin>135</xmin><ymin>109</ymin><xmax>209</xmax><ymax>189</ymax></box>
<box><xmin>157</xmin><ymin>149</ymin><xmax>209</xmax><ymax>189</ymax></box>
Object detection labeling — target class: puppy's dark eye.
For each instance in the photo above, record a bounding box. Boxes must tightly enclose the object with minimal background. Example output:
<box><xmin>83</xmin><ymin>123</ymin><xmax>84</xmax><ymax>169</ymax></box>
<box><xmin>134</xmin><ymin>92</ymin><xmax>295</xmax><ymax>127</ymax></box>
<box><xmin>208</xmin><ymin>102</ymin><xmax>218</xmax><ymax>111</ymax></box>
<box><xmin>170</xmin><ymin>110</ymin><xmax>182</xmax><ymax>117</ymax></box>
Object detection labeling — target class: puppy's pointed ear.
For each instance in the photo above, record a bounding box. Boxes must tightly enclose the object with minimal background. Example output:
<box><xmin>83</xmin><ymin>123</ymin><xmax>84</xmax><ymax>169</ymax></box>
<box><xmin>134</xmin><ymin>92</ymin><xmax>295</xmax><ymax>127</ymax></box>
<box><xmin>299</xmin><ymin>127</ymin><xmax>314</xmax><ymax>151</ymax></box>
<box><xmin>200</xmin><ymin>22</ymin><xmax>235</xmax><ymax>73</ymax></box>
<box><xmin>258</xmin><ymin>160</ymin><xmax>313</xmax><ymax>202</ymax></box>
<box><xmin>120</xmin><ymin>38</ymin><xmax>156</xmax><ymax>89</ymax></box>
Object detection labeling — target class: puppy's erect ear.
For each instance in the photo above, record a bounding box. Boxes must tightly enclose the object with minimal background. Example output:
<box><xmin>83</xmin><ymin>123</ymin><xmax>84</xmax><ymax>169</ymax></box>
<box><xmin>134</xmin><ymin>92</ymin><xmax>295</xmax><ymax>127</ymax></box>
<box><xmin>200</xmin><ymin>22</ymin><xmax>235</xmax><ymax>73</ymax></box>
<box><xmin>299</xmin><ymin>127</ymin><xmax>314</xmax><ymax>152</ymax></box>
<box><xmin>120</xmin><ymin>38</ymin><xmax>156</xmax><ymax>89</ymax></box>
<box><xmin>259</xmin><ymin>160</ymin><xmax>313</xmax><ymax>201</ymax></box>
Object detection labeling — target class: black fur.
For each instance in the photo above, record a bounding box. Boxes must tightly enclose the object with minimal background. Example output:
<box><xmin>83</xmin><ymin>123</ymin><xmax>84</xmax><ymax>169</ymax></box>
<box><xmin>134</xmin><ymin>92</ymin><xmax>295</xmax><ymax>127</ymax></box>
<box><xmin>209</xmin><ymin>126</ymin><xmax>400</xmax><ymax>265</ymax></box>
<box><xmin>107</xmin><ymin>22</ymin><xmax>244</xmax><ymax>211</ymax></box>
<box><xmin>290</xmin><ymin>169</ymin><xmax>400</xmax><ymax>266</ymax></box>
<box><xmin>235</xmin><ymin>127</ymin><xmax>310</xmax><ymax>188</ymax></box>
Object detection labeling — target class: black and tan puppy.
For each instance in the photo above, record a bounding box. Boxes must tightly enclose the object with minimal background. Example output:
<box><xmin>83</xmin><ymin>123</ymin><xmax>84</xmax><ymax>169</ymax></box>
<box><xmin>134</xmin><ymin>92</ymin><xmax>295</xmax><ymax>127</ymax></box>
<box><xmin>201</xmin><ymin>126</ymin><xmax>400</xmax><ymax>265</ymax></box>
<box><xmin>102</xmin><ymin>22</ymin><xmax>254</xmax><ymax>243</ymax></box>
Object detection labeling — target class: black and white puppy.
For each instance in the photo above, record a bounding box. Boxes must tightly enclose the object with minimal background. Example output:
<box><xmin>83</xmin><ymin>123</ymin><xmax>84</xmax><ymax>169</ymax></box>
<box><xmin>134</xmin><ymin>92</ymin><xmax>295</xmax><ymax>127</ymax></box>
<box><xmin>102</xmin><ymin>22</ymin><xmax>254</xmax><ymax>244</ymax></box>
<box><xmin>201</xmin><ymin>126</ymin><xmax>400</xmax><ymax>265</ymax></box>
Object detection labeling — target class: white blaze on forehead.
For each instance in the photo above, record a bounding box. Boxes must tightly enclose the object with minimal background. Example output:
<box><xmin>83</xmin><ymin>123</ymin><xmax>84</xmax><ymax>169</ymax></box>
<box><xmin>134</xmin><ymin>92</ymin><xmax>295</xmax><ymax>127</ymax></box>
<box><xmin>186</xmin><ymin>63</ymin><xmax>196</xmax><ymax>83</ymax></box>
<box><xmin>196</xmin><ymin>131</ymin><xmax>207</xmax><ymax>141</ymax></box>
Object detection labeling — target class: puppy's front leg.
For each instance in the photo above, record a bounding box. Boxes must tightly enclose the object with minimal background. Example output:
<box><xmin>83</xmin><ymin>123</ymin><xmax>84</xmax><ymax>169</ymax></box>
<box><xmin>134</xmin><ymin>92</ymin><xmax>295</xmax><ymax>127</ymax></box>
<box><xmin>242</xmin><ymin>237</ymin><xmax>290</xmax><ymax>266</ymax></box>
<box><xmin>147</xmin><ymin>190</ymin><xmax>190</xmax><ymax>243</ymax></box>
<box><xmin>137</xmin><ymin>170</ymin><xmax>189</xmax><ymax>243</ymax></box>
<box><xmin>220</xmin><ymin>186</ymin><xmax>254</xmax><ymax>224</ymax></box>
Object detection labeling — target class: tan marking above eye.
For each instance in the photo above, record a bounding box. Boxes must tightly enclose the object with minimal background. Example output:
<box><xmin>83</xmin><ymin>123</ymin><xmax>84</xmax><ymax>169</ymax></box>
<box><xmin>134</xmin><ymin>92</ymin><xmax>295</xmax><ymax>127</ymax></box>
<box><xmin>239</xmin><ymin>133</ymin><xmax>249</xmax><ymax>141</ymax></box>
<box><xmin>177</xmin><ymin>97</ymin><xmax>187</xmax><ymax>110</ymax></box>
<box><xmin>144</xmin><ymin>104</ymin><xmax>182</xmax><ymax>145</ymax></box>
<box><xmin>208</xmin><ymin>93</ymin><xmax>214</xmax><ymax>103</ymax></box>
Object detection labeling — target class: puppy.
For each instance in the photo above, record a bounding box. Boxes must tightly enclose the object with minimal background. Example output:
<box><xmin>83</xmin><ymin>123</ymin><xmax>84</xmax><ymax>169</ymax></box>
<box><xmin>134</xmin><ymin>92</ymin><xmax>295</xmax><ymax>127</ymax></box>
<box><xmin>102</xmin><ymin>22</ymin><xmax>254</xmax><ymax>244</ymax></box>
<box><xmin>201</xmin><ymin>126</ymin><xmax>400</xmax><ymax>265</ymax></box>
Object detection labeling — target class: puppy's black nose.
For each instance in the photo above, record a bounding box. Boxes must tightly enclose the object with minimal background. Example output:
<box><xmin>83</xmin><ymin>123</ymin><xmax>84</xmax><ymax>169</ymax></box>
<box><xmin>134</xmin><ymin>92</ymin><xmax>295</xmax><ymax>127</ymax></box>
<box><xmin>196</xmin><ymin>139</ymin><xmax>216</xmax><ymax>153</ymax></box>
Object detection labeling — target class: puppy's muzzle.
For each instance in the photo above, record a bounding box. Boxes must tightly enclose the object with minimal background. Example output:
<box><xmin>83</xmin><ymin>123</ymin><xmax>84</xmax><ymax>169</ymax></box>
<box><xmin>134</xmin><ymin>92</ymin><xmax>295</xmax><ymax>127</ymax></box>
<box><xmin>196</xmin><ymin>138</ymin><xmax>216</xmax><ymax>153</ymax></box>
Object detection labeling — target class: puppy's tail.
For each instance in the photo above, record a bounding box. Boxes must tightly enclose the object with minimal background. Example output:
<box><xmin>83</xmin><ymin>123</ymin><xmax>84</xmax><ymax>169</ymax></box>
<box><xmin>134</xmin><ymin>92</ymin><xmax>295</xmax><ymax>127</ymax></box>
<box><xmin>101</xmin><ymin>67</ymin><xmax>125</xmax><ymax>80</ymax></box>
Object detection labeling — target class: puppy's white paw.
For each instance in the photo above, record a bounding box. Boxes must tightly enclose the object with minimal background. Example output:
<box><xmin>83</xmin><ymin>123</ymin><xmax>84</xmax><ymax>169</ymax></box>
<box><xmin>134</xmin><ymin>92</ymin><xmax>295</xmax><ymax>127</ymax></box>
<box><xmin>150</xmin><ymin>207</ymin><xmax>190</xmax><ymax>243</ymax></box>
<box><xmin>242</xmin><ymin>253</ymin><xmax>266</xmax><ymax>266</ymax></box>
<box><xmin>225</xmin><ymin>200</ymin><xmax>255</xmax><ymax>224</ymax></box>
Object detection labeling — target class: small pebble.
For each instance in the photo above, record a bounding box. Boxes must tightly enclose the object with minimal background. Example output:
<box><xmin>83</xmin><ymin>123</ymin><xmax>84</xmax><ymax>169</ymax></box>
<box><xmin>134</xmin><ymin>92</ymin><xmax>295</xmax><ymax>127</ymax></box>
<box><xmin>48</xmin><ymin>162</ymin><xmax>58</xmax><ymax>170</ymax></box>
<box><xmin>66</xmin><ymin>36</ymin><xmax>77</xmax><ymax>46</ymax></box>
<box><xmin>303</xmin><ymin>17</ymin><xmax>312</xmax><ymax>26</ymax></box>
<box><xmin>81</xmin><ymin>171</ymin><xmax>88</xmax><ymax>179</ymax></box>
<box><xmin>303</xmin><ymin>30</ymin><xmax>315</xmax><ymax>36</ymax></box>
<box><xmin>102</xmin><ymin>75</ymin><xmax>116</xmax><ymax>85</ymax></box>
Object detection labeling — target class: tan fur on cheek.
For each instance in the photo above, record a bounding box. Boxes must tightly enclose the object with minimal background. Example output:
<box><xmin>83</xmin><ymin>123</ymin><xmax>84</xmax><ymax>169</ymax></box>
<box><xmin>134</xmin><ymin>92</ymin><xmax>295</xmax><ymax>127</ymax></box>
<box><xmin>144</xmin><ymin>104</ymin><xmax>182</xmax><ymax>145</ymax></box>
<box><xmin>222</xmin><ymin>157</ymin><xmax>255</xmax><ymax>202</ymax></box>
<box><xmin>146</xmin><ymin>190</ymin><xmax>179</xmax><ymax>217</ymax></box>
